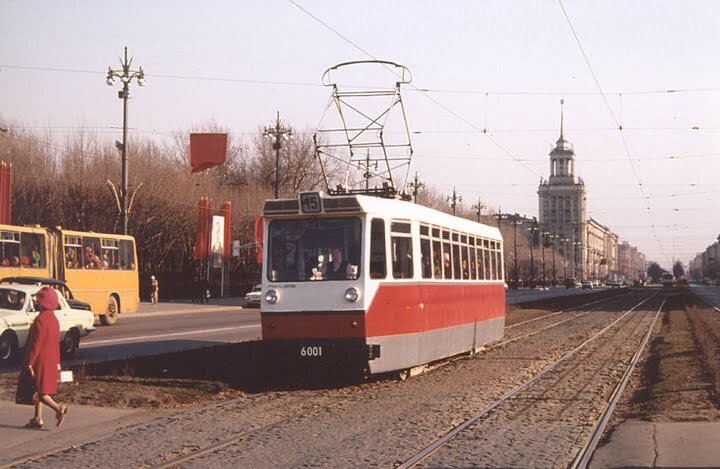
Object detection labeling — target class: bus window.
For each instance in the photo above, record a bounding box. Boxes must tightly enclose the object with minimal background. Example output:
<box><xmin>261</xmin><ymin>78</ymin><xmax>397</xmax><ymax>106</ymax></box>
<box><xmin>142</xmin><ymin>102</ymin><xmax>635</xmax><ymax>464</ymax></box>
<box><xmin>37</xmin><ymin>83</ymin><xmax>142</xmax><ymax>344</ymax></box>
<box><xmin>101</xmin><ymin>238</ymin><xmax>120</xmax><ymax>270</ymax></box>
<box><xmin>0</xmin><ymin>230</ymin><xmax>20</xmax><ymax>266</ymax></box>
<box><xmin>82</xmin><ymin>237</ymin><xmax>102</xmax><ymax>269</ymax></box>
<box><xmin>21</xmin><ymin>233</ymin><xmax>45</xmax><ymax>268</ymax></box>
<box><xmin>119</xmin><ymin>239</ymin><xmax>136</xmax><ymax>270</ymax></box>
<box><xmin>392</xmin><ymin>236</ymin><xmax>413</xmax><ymax>279</ymax></box>
<box><xmin>469</xmin><ymin>245</ymin><xmax>477</xmax><ymax>280</ymax></box>
<box><xmin>370</xmin><ymin>219</ymin><xmax>386</xmax><ymax>279</ymax></box>
<box><xmin>64</xmin><ymin>236</ymin><xmax>82</xmax><ymax>269</ymax></box>
<box><xmin>452</xmin><ymin>243</ymin><xmax>461</xmax><ymax>280</ymax></box>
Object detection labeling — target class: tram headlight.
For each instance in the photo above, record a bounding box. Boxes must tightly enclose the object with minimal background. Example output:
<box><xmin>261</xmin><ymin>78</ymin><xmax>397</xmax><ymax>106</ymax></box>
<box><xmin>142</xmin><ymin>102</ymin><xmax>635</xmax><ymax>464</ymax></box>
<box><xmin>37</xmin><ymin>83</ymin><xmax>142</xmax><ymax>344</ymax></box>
<box><xmin>265</xmin><ymin>289</ymin><xmax>278</xmax><ymax>304</ymax></box>
<box><xmin>344</xmin><ymin>287</ymin><xmax>359</xmax><ymax>302</ymax></box>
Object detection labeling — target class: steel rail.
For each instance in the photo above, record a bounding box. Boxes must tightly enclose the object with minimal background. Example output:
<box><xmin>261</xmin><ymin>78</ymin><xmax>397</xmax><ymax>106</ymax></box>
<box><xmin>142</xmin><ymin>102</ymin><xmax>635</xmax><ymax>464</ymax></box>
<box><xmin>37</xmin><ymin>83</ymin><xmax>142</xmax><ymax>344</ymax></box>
<box><xmin>571</xmin><ymin>296</ymin><xmax>667</xmax><ymax>469</ymax></box>
<box><xmin>397</xmin><ymin>291</ymin><xmax>657</xmax><ymax>469</ymax></box>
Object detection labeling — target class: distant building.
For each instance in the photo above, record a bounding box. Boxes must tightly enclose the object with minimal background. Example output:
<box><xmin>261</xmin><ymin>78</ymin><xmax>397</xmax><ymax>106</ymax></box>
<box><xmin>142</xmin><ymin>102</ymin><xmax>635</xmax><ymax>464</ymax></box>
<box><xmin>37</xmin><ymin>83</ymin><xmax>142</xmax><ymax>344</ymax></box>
<box><xmin>538</xmin><ymin>101</ymin><xmax>645</xmax><ymax>281</ymax></box>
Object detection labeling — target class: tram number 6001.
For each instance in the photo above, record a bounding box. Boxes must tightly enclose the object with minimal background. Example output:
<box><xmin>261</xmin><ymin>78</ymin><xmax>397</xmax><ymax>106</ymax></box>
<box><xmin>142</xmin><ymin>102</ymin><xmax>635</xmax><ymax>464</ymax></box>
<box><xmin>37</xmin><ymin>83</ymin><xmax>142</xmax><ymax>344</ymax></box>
<box><xmin>300</xmin><ymin>346</ymin><xmax>323</xmax><ymax>357</ymax></box>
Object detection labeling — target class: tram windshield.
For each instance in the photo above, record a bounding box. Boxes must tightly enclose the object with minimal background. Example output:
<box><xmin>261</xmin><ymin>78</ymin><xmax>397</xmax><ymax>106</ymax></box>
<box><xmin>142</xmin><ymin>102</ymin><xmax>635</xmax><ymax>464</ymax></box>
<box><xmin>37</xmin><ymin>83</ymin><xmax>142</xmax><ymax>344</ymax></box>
<box><xmin>267</xmin><ymin>217</ymin><xmax>362</xmax><ymax>282</ymax></box>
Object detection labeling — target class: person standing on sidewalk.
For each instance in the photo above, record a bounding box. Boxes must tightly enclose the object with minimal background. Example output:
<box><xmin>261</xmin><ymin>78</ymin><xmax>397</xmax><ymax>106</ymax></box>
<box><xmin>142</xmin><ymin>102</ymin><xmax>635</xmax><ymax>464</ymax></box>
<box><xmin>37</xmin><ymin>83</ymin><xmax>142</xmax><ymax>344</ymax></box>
<box><xmin>22</xmin><ymin>286</ymin><xmax>67</xmax><ymax>428</ymax></box>
<box><xmin>150</xmin><ymin>275</ymin><xmax>159</xmax><ymax>304</ymax></box>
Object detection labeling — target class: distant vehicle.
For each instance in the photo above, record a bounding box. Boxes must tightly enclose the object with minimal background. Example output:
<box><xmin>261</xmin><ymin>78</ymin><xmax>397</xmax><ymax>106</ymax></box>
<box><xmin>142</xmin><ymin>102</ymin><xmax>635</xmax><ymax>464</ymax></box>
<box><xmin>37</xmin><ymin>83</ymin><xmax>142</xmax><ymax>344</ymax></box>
<box><xmin>610</xmin><ymin>280</ymin><xmax>622</xmax><ymax>288</ymax></box>
<box><xmin>244</xmin><ymin>284</ymin><xmax>262</xmax><ymax>307</ymax></box>
<box><xmin>661</xmin><ymin>273</ymin><xmax>675</xmax><ymax>288</ymax></box>
<box><xmin>581</xmin><ymin>281</ymin><xmax>593</xmax><ymax>290</ymax></box>
<box><xmin>565</xmin><ymin>278</ymin><xmax>581</xmax><ymax>288</ymax></box>
<box><xmin>0</xmin><ymin>277</ymin><xmax>91</xmax><ymax>311</ymax></box>
<box><xmin>0</xmin><ymin>284</ymin><xmax>95</xmax><ymax>364</ymax></box>
<box><xmin>714</xmin><ymin>278</ymin><xmax>720</xmax><ymax>287</ymax></box>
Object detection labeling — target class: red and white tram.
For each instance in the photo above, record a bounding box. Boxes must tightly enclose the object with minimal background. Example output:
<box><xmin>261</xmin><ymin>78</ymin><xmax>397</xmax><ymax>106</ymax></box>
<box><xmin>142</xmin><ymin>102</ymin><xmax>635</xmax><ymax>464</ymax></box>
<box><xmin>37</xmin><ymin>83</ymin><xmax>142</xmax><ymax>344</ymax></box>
<box><xmin>259</xmin><ymin>192</ymin><xmax>505</xmax><ymax>377</ymax></box>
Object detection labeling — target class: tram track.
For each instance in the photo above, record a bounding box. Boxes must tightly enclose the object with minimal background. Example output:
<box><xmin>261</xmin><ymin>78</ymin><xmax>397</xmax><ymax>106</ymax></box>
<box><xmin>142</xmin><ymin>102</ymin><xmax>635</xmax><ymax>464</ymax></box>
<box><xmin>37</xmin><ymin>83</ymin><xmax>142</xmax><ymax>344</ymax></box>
<box><xmin>398</xmin><ymin>292</ymin><xmax>664</xmax><ymax>468</ymax></box>
<box><xmin>12</xmin><ymin>292</ymin><xmax>657</xmax><ymax>468</ymax></box>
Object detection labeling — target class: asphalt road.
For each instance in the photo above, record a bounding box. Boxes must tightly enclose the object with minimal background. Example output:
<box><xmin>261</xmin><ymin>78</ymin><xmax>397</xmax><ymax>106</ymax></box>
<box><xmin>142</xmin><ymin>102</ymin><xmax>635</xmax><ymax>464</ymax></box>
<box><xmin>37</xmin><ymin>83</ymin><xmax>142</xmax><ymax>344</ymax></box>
<box><xmin>0</xmin><ymin>286</ymin><xmax>618</xmax><ymax>374</ymax></box>
<box><xmin>0</xmin><ymin>302</ymin><xmax>261</xmax><ymax>374</ymax></box>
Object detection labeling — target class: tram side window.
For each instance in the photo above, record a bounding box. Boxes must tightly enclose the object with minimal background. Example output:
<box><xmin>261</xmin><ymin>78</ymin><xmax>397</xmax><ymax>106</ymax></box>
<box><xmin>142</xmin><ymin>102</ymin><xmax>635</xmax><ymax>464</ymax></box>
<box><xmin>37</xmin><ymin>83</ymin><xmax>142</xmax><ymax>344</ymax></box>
<box><xmin>82</xmin><ymin>237</ymin><xmax>102</xmax><ymax>269</ymax></box>
<box><xmin>495</xmin><ymin>246</ymin><xmax>503</xmax><ymax>280</ymax></box>
<box><xmin>469</xmin><ymin>245</ymin><xmax>477</xmax><ymax>280</ymax></box>
<box><xmin>119</xmin><ymin>240</ymin><xmax>136</xmax><ymax>270</ymax></box>
<box><xmin>370</xmin><ymin>219</ymin><xmax>386</xmax><ymax>279</ymax></box>
<box><xmin>0</xmin><ymin>231</ymin><xmax>20</xmax><ymax>266</ymax></box>
<box><xmin>489</xmin><ymin>242</ymin><xmax>497</xmax><ymax>280</ymax></box>
<box><xmin>21</xmin><ymin>233</ymin><xmax>45</xmax><ymax>268</ymax></box>
<box><xmin>483</xmin><ymin>244</ymin><xmax>491</xmax><ymax>280</ymax></box>
<box><xmin>420</xmin><ymin>238</ymin><xmax>432</xmax><ymax>279</ymax></box>
<box><xmin>432</xmin><ymin>240</ymin><xmax>442</xmax><ymax>279</ymax></box>
<box><xmin>392</xmin><ymin>236</ymin><xmax>413</xmax><ymax>279</ymax></box>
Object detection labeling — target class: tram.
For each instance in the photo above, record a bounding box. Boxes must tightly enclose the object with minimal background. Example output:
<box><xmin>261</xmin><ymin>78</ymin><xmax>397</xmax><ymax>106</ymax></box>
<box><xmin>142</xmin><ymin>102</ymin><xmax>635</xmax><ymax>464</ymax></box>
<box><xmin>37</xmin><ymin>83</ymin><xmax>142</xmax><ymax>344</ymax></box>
<box><xmin>259</xmin><ymin>192</ymin><xmax>505</xmax><ymax>377</ymax></box>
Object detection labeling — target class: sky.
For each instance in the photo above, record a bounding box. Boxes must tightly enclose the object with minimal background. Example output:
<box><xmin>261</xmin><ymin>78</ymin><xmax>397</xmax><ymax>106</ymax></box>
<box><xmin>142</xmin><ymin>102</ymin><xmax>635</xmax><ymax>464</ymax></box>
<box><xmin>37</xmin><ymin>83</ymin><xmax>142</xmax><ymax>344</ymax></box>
<box><xmin>1</xmin><ymin>0</ymin><xmax>719</xmax><ymax>269</ymax></box>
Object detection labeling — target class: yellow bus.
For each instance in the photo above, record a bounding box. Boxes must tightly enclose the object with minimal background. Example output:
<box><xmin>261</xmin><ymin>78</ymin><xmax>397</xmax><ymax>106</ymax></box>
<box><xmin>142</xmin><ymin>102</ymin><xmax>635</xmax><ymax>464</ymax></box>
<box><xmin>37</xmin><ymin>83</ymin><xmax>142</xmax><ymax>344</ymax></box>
<box><xmin>0</xmin><ymin>224</ymin><xmax>139</xmax><ymax>325</ymax></box>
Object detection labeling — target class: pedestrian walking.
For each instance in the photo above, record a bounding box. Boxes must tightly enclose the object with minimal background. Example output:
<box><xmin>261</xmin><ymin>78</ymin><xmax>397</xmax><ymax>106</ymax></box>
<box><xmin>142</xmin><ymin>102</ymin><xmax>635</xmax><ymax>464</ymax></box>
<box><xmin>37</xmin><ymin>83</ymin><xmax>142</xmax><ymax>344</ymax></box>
<box><xmin>150</xmin><ymin>275</ymin><xmax>159</xmax><ymax>304</ymax></box>
<box><xmin>18</xmin><ymin>286</ymin><xmax>68</xmax><ymax>428</ymax></box>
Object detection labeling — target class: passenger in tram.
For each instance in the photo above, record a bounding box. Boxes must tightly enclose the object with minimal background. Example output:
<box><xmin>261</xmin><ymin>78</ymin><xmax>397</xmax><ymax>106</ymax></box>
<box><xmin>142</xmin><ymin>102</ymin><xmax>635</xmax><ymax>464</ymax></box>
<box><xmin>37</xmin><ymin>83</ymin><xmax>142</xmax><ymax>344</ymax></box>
<box><xmin>31</xmin><ymin>245</ymin><xmax>41</xmax><ymax>267</ymax></box>
<box><xmin>10</xmin><ymin>256</ymin><xmax>20</xmax><ymax>267</ymax></box>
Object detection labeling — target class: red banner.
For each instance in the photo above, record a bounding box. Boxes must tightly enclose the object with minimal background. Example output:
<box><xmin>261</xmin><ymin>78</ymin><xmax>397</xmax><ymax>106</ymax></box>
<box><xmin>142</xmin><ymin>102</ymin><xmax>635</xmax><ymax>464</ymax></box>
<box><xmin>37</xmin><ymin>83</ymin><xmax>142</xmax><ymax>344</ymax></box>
<box><xmin>255</xmin><ymin>216</ymin><xmax>264</xmax><ymax>265</ymax></box>
<box><xmin>220</xmin><ymin>201</ymin><xmax>232</xmax><ymax>261</ymax></box>
<box><xmin>194</xmin><ymin>197</ymin><xmax>212</xmax><ymax>260</ymax></box>
<box><xmin>0</xmin><ymin>163</ymin><xmax>13</xmax><ymax>225</ymax></box>
<box><xmin>190</xmin><ymin>133</ymin><xmax>227</xmax><ymax>174</ymax></box>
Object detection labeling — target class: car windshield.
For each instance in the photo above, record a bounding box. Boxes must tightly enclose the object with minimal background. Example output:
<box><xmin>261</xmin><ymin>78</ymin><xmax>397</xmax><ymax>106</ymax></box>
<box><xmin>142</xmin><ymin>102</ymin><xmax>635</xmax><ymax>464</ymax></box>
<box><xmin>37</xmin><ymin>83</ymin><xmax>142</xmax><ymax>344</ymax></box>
<box><xmin>0</xmin><ymin>288</ymin><xmax>27</xmax><ymax>311</ymax></box>
<box><xmin>267</xmin><ymin>217</ymin><xmax>362</xmax><ymax>282</ymax></box>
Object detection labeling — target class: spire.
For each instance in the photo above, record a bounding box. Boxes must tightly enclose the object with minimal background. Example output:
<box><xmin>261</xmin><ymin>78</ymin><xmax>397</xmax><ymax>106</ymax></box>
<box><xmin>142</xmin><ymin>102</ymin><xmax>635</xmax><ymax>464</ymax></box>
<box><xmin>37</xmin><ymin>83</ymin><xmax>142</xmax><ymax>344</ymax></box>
<box><xmin>560</xmin><ymin>98</ymin><xmax>564</xmax><ymax>141</ymax></box>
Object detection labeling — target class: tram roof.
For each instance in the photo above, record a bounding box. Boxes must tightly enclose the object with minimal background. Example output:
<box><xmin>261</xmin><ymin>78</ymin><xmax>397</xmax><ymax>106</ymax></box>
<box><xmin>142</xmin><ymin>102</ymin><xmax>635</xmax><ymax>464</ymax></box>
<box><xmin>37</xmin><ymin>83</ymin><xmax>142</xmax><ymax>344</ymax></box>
<box><xmin>263</xmin><ymin>194</ymin><xmax>503</xmax><ymax>242</ymax></box>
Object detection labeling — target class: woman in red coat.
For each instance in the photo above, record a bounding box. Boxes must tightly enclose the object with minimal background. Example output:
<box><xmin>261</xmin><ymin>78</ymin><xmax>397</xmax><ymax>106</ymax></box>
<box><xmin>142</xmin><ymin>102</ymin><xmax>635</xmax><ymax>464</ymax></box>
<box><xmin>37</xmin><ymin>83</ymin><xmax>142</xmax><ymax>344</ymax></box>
<box><xmin>23</xmin><ymin>286</ymin><xmax>68</xmax><ymax>428</ymax></box>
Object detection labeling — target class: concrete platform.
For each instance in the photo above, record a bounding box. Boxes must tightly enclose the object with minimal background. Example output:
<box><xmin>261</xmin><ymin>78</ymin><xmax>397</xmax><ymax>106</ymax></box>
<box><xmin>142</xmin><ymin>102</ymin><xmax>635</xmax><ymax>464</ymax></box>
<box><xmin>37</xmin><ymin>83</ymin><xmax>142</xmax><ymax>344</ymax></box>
<box><xmin>0</xmin><ymin>400</ymin><xmax>165</xmax><ymax>466</ymax></box>
<box><xmin>590</xmin><ymin>420</ymin><xmax>720</xmax><ymax>468</ymax></box>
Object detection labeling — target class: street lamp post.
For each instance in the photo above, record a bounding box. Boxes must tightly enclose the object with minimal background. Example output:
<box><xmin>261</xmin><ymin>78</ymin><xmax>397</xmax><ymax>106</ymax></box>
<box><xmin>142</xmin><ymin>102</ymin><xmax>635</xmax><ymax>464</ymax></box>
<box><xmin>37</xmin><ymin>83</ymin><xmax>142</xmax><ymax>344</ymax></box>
<box><xmin>408</xmin><ymin>171</ymin><xmax>425</xmax><ymax>203</ymax></box>
<box><xmin>528</xmin><ymin>218</ymin><xmax>538</xmax><ymax>288</ymax></box>
<box><xmin>561</xmin><ymin>237</ymin><xmax>569</xmax><ymax>281</ymax></box>
<box><xmin>446</xmin><ymin>187</ymin><xmax>462</xmax><ymax>215</ymax></box>
<box><xmin>549</xmin><ymin>233</ymin><xmax>557</xmax><ymax>285</ymax></box>
<box><xmin>106</xmin><ymin>47</ymin><xmax>145</xmax><ymax>235</ymax></box>
<box><xmin>472</xmin><ymin>196</ymin><xmax>486</xmax><ymax>222</ymax></box>
<box><xmin>263</xmin><ymin>111</ymin><xmax>293</xmax><ymax>199</ymax></box>
<box><xmin>541</xmin><ymin>230</ymin><xmax>548</xmax><ymax>289</ymax></box>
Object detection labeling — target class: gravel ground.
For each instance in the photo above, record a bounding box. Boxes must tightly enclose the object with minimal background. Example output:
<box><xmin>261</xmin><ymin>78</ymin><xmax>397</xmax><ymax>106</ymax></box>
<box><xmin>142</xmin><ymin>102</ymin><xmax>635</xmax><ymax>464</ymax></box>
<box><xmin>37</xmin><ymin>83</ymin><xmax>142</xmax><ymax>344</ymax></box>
<box><xmin>15</xmin><ymin>291</ymin><xmax>654</xmax><ymax>468</ymax></box>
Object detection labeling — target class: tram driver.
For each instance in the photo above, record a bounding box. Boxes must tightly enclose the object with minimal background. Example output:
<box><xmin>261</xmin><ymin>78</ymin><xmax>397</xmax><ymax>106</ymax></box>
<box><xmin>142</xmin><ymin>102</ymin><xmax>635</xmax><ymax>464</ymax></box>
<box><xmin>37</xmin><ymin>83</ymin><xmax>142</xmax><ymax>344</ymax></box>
<box><xmin>323</xmin><ymin>247</ymin><xmax>356</xmax><ymax>280</ymax></box>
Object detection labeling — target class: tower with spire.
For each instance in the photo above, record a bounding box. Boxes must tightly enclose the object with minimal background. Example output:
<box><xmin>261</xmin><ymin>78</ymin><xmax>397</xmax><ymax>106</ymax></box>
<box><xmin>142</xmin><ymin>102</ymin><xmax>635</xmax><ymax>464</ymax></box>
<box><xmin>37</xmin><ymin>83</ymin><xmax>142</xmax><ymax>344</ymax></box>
<box><xmin>538</xmin><ymin>100</ymin><xmax>588</xmax><ymax>280</ymax></box>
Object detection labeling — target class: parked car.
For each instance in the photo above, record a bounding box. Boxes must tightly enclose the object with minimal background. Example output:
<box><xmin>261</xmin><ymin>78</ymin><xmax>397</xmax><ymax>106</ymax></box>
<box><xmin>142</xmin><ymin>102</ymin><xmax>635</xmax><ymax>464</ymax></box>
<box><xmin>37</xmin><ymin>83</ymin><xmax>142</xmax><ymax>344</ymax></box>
<box><xmin>0</xmin><ymin>284</ymin><xmax>96</xmax><ymax>364</ymax></box>
<box><xmin>0</xmin><ymin>277</ymin><xmax>91</xmax><ymax>311</ymax></box>
<box><xmin>581</xmin><ymin>281</ymin><xmax>593</xmax><ymax>290</ymax></box>
<box><xmin>245</xmin><ymin>284</ymin><xmax>262</xmax><ymax>307</ymax></box>
<box><xmin>610</xmin><ymin>280</ymin><xmax>622</xmax><ymax>288</ymax></box>
<box><xmin>564</xmin><ymin>278</ymin><xmax>578</xmax><ymax>289</ymax></box>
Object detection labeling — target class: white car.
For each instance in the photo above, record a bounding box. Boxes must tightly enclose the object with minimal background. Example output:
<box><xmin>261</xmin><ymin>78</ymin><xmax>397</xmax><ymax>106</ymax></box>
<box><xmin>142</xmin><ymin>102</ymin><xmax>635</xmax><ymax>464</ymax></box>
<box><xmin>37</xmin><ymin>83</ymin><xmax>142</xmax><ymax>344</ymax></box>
<box><xmin>0</xmin><ymin>285</ymin><xmax>95</xmax><ymax>365</ymax></box>
<box><xmin>245</xmin><ymin>284</ymin><xmax>262</xmax><ymax>307</ymax></box>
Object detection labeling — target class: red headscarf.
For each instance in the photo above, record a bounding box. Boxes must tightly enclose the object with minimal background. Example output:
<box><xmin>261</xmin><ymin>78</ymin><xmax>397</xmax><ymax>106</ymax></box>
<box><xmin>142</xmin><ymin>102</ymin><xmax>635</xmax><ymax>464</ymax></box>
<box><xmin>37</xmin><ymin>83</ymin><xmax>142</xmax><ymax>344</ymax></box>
<box><xmin>36</xmin><ymin>286</ymin><xmax>59</xmax><ymax>311</ymax></box>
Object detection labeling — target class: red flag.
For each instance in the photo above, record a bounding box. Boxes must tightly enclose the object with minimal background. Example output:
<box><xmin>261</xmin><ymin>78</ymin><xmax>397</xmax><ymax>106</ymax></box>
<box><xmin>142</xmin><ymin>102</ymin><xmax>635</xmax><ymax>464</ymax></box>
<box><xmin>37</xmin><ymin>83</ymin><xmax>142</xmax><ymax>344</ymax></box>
<box><xmin>220</xmin><ymin>201</ymin><xmax>232</xmax><ymax>261</ymax></box>
<box><xmin>255</xmin><ymin>217</ymin><xmax>264</xmax><ymax>265</ymax></box>
<box><xmin>0</xmin><ymin>163</ymin><xmax>12</xmax><ymax>225</ymax></box>
<box><xmin>194</xmin><ymin>198</ymin><xmax>213</xmax><ymax>260</ymax></box>
<box><xmin>190</xmin><ymin>133</ymin><xmax>227</xmax><ymax>174</ymax></box>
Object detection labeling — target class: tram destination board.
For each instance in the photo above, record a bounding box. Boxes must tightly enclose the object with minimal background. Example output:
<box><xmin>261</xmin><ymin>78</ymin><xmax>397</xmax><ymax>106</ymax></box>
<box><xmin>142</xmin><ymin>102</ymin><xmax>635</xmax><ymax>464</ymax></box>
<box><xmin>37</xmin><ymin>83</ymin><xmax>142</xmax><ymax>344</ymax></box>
<box><xmin>300</xmin><ymin>192</ymin><xmax>322</xmax><ymax>214</ymax></box>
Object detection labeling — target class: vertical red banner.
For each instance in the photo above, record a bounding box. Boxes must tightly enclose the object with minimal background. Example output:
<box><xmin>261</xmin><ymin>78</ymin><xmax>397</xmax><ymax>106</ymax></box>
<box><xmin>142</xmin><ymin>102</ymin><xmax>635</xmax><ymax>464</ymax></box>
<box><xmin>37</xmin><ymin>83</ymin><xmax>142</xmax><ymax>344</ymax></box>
<box><xmin>0</xmin><ymin>163</ymin><xmax>12</xmax><ymax>225</ymax></box>
<box><xmin>254</xmin><ymin>216</ymin><xmax>264</xmax><ymax>265</ymax></box>
<box><xmin>195</xmin><ymin>197</ymin><xmax>213</xmax><ymax>261</ymax></box>
<box><xmin>220</xmin><ymin>201</ymin><xmax>232</xmax><ymax>261</ymax></box>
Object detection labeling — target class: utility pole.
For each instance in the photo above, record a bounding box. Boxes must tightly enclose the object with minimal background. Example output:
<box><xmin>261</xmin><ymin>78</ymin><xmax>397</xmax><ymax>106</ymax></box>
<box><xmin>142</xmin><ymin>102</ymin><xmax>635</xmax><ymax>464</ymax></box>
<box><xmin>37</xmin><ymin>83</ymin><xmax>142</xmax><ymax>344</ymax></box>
<box><xmin>106</xmin><ymin>47</ymin><xmax>145</xmax><ymax>235</ymax></box>
<box><xmin>408</xmin><ymin>171</ymin><xmax>425</xmax><ymax>203</ymax></box>
<box><xmin>561</xmin><ymin>236</ymin><xmax>568</xmax><ymax>281</ymax></box>
<box><xmin>263</xmin><ymin>111</ymin><xmax>293</xmax><ymax>199</ymax></box>
<box><xmin>529</xmin><ymin>218</ymin><xmax>538</xmax><ymax>288</ymax></box>
<box><xmin>447</xmin><ymin>187</ymin><xmax>462</xmax><ymax>216</ymax></box>
<box><xmin>541</xmin><ymin>229</ymin><xmax>548</xmax><ymax>288</ymax></box>
<box><xmin>472</xmin><ymin>196</ymin><xmax>486</xmax><ymax>222</ymax></box>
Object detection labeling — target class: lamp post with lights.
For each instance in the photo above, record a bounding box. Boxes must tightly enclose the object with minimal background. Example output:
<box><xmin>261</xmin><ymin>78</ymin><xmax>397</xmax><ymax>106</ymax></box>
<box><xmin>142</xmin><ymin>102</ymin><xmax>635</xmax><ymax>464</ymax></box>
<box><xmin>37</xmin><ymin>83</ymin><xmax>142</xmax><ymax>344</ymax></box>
<box><xmin>106</xmin><ymin>47</ymin><xmax>145</xmax><ymax>235</ymax></box>
<box><xmin>263</xmin><ymin>111</ymin><xmax>293</xmax><ymax>199</ymax></box>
